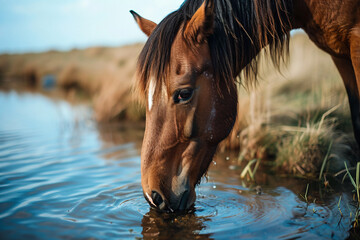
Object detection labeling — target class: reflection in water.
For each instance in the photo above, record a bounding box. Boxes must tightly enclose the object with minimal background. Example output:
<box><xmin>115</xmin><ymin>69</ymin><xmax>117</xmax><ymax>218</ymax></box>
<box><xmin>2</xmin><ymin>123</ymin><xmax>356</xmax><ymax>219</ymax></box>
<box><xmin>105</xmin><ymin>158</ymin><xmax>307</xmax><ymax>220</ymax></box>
<box><xmin>141</xmin><ymin>209</ymin><xmax>211</xmax><ymax>240</ymax></box>
<box><xmin>0</xmin><ymin>91</ymin><xmax>357</xmax><ymax>239</ymax></box>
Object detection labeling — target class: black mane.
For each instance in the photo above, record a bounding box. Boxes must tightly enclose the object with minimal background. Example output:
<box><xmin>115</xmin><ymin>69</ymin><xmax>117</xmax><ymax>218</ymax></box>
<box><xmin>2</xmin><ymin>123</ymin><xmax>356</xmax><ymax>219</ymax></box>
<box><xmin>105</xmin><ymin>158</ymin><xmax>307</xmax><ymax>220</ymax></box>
<box><xmin>136</xmin><ymin>0</ymin><xmax>293</xmax><ymax>97</ymax></box>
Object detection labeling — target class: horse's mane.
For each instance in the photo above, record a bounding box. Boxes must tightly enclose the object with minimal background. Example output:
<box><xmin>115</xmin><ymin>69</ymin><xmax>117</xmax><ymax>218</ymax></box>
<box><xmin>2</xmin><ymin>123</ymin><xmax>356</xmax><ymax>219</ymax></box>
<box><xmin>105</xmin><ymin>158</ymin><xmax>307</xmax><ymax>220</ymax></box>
<box><xmin>136</xmin><ymin>0</ymin><xmax>293</xmax><ymax>98</ymax></box>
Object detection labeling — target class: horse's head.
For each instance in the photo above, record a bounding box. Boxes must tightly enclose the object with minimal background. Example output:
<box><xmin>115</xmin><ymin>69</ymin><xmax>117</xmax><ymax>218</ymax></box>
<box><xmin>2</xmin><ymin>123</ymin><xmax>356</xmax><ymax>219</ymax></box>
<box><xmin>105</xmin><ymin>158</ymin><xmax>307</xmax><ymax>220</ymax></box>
<box><xmin>131</xmin><ymin>0</ymin><xmax>237</xmax><ymax>212</ymax></box>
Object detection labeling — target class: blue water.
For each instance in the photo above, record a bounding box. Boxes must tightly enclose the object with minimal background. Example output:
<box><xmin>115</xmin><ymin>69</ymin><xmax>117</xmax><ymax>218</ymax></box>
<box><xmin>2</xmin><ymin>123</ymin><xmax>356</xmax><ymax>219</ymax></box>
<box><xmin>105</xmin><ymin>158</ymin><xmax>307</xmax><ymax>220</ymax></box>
<box><xmin>0</xmin><ymin>91</ymin><xmax>357</xmax><ymax>239</ymax></box>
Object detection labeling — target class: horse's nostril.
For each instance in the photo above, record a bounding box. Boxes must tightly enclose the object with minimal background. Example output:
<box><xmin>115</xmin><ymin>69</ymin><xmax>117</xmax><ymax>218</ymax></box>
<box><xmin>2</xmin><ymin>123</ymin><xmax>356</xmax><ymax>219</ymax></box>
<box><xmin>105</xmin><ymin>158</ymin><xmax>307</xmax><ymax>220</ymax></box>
<box><xmin>151</xmin><ymin>191</ymin><xmax>165</xmax><ymax>209</ymax></box>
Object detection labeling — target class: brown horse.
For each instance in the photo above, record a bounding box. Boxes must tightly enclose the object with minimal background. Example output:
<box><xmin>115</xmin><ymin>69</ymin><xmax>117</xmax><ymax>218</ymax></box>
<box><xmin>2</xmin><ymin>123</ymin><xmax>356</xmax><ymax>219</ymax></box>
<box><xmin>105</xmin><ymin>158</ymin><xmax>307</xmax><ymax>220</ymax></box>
<box><xmin>130</xmin><ymin>0</ymin><xmax>360</xmax><ymax>212</ymax></box>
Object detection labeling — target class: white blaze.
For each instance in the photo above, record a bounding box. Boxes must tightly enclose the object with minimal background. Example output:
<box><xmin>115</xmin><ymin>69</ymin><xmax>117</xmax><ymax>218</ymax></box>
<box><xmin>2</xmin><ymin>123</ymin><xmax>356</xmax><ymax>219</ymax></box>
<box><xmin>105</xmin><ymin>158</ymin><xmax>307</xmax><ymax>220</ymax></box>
<box><xmin>172</xmin><ymin>163</ymin><xmax>190</xmax><ymax>196</ymax></box>
<box><xmin>148</xmin><ymin>78</ymin><xmax>156</xmax><ymax>111</ymax></box>
<box><xmin>145</xmin><ymin>192</ymin><xmax>155</xmax><ymax>206</ymax></box>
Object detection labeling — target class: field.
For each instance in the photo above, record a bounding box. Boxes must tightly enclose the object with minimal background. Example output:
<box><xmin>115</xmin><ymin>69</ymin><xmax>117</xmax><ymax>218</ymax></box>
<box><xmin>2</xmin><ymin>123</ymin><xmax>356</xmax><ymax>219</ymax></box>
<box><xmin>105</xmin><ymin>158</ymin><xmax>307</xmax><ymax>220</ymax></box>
<box><xmin>0</xmin><ymin>32</ymin><xmax>358</xmax><ymax>177</ymax></box>
<box><xmin>0</xmin><ymin>43</ymin><xmax>145</xmax><ymax>122</ymax></box>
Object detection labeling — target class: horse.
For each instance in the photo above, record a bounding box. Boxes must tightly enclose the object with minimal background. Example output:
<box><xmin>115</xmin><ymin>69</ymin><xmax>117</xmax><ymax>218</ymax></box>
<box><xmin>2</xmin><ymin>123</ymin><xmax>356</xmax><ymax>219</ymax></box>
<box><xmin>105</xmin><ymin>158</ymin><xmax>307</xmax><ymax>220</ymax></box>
<box><xmin>130</xmin><ymin>0</ymin><xmax>360</xmax><ymax>212</ymax></box>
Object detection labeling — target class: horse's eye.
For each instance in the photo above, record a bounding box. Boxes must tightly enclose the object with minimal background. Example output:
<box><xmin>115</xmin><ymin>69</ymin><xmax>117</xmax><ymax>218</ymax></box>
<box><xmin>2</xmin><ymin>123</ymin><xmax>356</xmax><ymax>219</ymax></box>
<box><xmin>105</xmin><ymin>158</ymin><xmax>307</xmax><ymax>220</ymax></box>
<box><xmin>173</xmin><ymin>88</ymin><xmax>194</xmax><ymax>104</ymax></box>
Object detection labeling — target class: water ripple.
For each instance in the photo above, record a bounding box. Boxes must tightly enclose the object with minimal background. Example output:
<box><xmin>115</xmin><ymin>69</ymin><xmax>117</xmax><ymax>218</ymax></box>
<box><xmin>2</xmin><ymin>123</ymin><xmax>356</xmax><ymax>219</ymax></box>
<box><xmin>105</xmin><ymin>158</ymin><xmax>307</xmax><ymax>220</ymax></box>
<box><xmin>0</xmin><ymin>92</ymin><xmax>357</xmax><ymax>239</ymax></box>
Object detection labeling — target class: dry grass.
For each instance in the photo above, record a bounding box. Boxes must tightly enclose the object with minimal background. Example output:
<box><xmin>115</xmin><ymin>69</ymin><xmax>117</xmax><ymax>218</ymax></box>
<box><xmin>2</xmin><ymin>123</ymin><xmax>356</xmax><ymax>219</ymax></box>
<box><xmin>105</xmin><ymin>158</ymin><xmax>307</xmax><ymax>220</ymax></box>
<box><xmin>220</xmin><ymin>33</ymin><xmax>359</xmax><ymax>176</ymax></box>
<box><xmin>0</xmin><ymin>43</ymin><xmax>144</xmax><ymax>122</ymax></box>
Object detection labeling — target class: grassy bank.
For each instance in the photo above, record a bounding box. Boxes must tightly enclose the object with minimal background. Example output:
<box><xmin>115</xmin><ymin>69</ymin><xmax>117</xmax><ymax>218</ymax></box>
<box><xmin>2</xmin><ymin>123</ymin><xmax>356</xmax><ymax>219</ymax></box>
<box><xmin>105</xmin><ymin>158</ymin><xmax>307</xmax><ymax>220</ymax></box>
<box><xmin>220</xmin><ymin>33</ymin><xmax>359</xmax><ymax>177</ymax></box>
<box><xmin>0</xmin><ymin>33</ymin><xmax>358</xmax><ymax>176</ymax></box>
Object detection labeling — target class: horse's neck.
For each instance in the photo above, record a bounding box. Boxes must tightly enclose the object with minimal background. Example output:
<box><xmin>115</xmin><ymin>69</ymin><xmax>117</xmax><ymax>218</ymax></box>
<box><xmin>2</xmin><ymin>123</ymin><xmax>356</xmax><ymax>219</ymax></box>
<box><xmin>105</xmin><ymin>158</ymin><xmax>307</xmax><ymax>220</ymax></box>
<box><xmin>290</xmin><ymin>0</ymin><xmax>356</xmax><ymax>57</ymax></box>
<box><xmin>290</xmin><ymin>0</ymin><xmax>347</xmax><ymax>29</ymax></box>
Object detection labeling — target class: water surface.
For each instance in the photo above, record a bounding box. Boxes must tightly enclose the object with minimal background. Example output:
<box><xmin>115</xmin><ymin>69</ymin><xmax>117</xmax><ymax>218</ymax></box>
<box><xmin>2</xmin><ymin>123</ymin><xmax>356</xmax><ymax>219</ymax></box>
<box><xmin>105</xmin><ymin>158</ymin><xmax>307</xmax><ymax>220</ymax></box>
<box><xmin>0</xmin><ymin>91</ymin><xmax>357</xmax><ymax>239</ymax></box>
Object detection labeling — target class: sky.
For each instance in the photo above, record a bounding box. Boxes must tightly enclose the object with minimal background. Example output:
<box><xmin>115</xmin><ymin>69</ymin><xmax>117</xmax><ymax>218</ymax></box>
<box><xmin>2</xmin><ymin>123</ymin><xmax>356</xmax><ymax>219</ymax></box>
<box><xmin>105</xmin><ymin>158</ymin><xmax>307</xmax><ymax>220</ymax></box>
<box><xmin>0</xmin><ymin>0</ymin><xmax>184</xmax><ymax>53</ymax></box>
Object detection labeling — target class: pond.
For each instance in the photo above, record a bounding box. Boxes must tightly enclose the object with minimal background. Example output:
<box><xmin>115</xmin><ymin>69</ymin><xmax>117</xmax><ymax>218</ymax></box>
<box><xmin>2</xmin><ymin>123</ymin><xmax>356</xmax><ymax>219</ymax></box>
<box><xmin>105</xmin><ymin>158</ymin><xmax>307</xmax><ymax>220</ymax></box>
<box><xmin>0</xmin><ymin>91</ymin><xmax>358</xmax><ymax>239</ymax></box>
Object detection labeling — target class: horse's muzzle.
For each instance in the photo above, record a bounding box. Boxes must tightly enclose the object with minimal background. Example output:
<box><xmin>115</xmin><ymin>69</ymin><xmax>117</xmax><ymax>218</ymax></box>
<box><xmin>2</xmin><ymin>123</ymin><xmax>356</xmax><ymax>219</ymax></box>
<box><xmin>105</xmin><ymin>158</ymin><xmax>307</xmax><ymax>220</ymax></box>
<box><xmin>145</xmin><ymin>188</ymin><xmax>192</xmax><ymax>212</ymax></box>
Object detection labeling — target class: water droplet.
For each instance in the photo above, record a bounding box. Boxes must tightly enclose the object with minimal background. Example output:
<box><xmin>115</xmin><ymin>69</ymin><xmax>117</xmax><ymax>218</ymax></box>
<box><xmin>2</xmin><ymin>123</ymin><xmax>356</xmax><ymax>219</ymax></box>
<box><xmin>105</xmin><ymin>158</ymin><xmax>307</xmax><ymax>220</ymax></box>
<box><xmin>213</xmin><ymin>161</ymin><xmax>217</xmax><ymax>165</ymax></box>
<box><xmin>213</xmin><ymin>185</ymin><xmax>217</xmax><ymax>189</ymax></box>
<box><xmin>229</xmin><ymin>165</ymin><xmax>236</xmax><ymax>170</ymax></box>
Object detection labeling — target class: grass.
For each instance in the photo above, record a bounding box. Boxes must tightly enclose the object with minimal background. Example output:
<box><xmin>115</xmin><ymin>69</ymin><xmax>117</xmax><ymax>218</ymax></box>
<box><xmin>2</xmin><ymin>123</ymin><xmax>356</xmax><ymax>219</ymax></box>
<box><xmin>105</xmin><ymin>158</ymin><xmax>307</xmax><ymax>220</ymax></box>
<box><xmin>319</xmin><ymin>141</ymin><xmax>333</xmax><ymax>181</ymax></box>
<box><xmin>344</xmin><ymin>162</ymin><xmax>360</xmax><ymax>203</ymax></box>
<box><xmin>300</xmin><ymin>183</ymin><xmax>310</xmax><ymax>203</ymax></box>
<box><xmin>343</xmin><ymin>162</ymin><xmax>360</xmax><ymax>227</ymax></box>
<box><xmin>0</xmin><ymin>43</ymin><xmax>144</xmax><ymax>122</ymax></box>
<box><xmin>338</xmin><ymin>195</ymin><xmax>343</xmax><ymax>217</ymax></box>
<box><xmin>240</xmin><ymin>158</ymin><xmax>261</xmax><ymax>180</ymax></box>
<box><xmin>220</xmin><ymin>33</ymin><xmax>359</xmax><ymax>177</ymax></box>
<box><xmin>274</xmin><ymin>121</ymin><xmax>332</xmax><ymax>175</ymax></box>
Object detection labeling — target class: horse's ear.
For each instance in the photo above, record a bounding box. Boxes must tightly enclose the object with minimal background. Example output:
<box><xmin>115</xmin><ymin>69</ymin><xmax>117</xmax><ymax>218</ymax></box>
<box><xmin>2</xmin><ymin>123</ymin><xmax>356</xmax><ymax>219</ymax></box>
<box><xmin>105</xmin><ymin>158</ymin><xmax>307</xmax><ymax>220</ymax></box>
<box><xmin>184</xmin><ymin>0</ymin><xmax>215</xmax><ymax>43</ymax></box>
<box><xmin>130</xmin><ymin>10</ymin><xmax>157</xmax><ymax>37</ymax></box>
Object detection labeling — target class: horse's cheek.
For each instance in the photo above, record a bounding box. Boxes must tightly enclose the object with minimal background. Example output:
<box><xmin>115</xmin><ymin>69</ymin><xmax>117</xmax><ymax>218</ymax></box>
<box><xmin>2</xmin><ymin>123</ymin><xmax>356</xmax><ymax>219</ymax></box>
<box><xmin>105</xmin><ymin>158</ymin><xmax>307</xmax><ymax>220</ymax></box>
<box><xmin>213</xmin><ymin>96</ymin><xmax>237</xmax><ymax>143</ymax></box>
